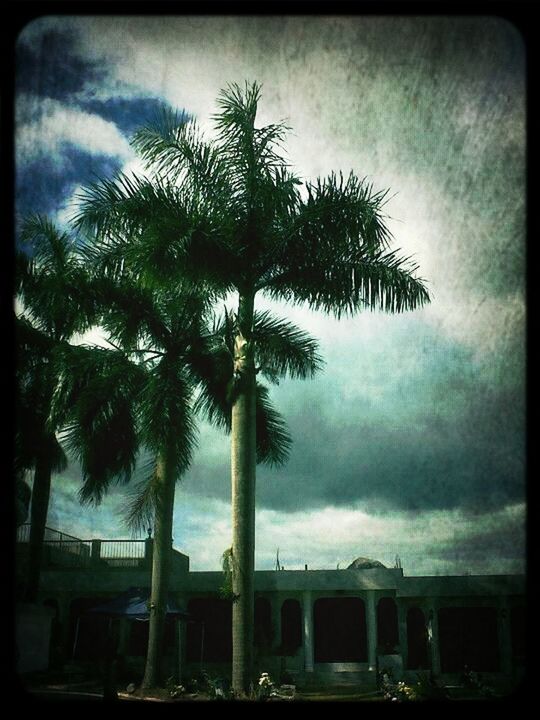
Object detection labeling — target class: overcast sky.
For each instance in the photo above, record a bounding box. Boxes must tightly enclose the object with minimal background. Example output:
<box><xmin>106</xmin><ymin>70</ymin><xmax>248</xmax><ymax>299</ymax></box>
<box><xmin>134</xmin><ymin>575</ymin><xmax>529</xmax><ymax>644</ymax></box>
<box><xmin>16</xmin><ymin>14</ymin><xmax>526</xmax><ymax>575</ymax></box>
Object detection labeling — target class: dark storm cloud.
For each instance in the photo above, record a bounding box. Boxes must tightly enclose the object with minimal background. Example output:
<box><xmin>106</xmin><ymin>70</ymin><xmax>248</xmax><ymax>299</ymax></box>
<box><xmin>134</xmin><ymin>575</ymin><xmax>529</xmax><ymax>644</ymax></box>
<box><xmin>429</xmin><ymin>509</ymin><xmax>525</xmax><ymax>570</ymax></box>
<box><xmin>16</xmin><ymin>15</ymin><xmax>525</xmax><ymax>573</ymax></box>
<box><xmin>180</xmin><ymin>318</ymin><xmax>525</xmax><ymax>515</ymax></box>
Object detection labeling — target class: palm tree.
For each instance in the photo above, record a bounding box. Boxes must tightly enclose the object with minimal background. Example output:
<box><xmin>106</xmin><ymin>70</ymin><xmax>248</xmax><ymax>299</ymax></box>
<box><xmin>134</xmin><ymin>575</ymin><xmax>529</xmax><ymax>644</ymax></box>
<box><xmin>15</xmin><ymin>216</ymin><xmax>96</xmax><ymax>602</ymax></box>
<box><xmin>74</xmin><ymin>81</ymin><xmax>430</xmax><ymax>694</ymax></box>
<box><xmin>50</xmin><ymin>266</ymin><xmax>319</xmax><ymax>690</ymax></box>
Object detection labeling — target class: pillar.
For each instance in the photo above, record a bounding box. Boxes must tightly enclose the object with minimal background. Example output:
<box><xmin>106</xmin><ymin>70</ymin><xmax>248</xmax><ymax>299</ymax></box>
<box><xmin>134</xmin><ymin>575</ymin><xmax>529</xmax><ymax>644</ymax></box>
<box><xmin>90</xmin><ymin>539</ymin><xmax>102</xmax><ymax>567</ymax></box>
<box><xmin>366</xmin><ymin>591</ymin><xmax>377</xmax><ymax>671</ymax></box>
<box><xmin>427</xmin><ymin>601</ymin><xmax>441</xmax><ymax>675</ymax></box>
<box><xmin>302</xmin><ymin>590</ymin><xmax>314</xmax><ymax>672</ymax></box>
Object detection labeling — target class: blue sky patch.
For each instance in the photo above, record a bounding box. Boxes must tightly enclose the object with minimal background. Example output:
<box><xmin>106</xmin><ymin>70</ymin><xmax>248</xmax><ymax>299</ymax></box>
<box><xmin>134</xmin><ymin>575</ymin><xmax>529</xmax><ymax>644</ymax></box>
<box><xmin>16</xmin><ymin>148</ymin><xmax>123</xmax><ymax>227</ymax></box>
<box><xmin>17</xmin><ymin>27</ymin><xmax>106</xmax><ymax>101</ymax></box>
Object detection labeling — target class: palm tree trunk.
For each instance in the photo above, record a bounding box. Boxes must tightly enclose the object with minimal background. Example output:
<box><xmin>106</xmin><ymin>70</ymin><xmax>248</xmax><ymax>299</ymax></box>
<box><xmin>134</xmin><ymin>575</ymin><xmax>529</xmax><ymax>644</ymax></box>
<box><xmin>142</xmin><ymin>444</ymin><xmax>176</xmax><ymax>691</ymax></box>
<box><xmin>25</xmin><ymin>453</ymin><xmax>52</xmax><ymax>603</ymax></box>
<box><xmin>231</xmin><ymin>291</ymin><xmax>257</xmax><ymax>696</ymax></box>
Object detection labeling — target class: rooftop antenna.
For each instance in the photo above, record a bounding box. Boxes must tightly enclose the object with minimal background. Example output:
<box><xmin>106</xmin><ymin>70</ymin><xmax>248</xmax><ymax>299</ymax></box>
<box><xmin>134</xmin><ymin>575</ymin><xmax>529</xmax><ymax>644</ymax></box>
<box><xmin>275</xmin><ymin>548</ymin><xmax>280</xmax><ymax>572</ymax></box>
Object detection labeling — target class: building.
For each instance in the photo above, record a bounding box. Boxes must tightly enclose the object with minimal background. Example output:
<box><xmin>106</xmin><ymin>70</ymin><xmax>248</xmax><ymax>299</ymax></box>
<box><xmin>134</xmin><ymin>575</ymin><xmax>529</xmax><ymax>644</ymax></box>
<box><xmin>15</xmin><ymin>524</ymin><xmax>526</xmax><ymax>692</ymax></box>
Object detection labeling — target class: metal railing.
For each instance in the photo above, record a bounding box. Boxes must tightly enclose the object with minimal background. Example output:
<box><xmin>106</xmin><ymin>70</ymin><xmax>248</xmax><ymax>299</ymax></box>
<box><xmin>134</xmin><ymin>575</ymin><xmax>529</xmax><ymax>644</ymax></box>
<box><xmin>16</xmin><ymin>524</ymin><xmax>152</xmax><ymax>569</ymax></box>
<box><xmin>99</xmin><ymin>540</ymin><xmax>147</xmax><ymax>567</ymax></box>
<box><xmin>44</xmin><ymin>540</ymin><xmax>93</xmax><ymax>568</ymax></box>
<box><xmin>16</xmin><ymin>523</ymin><xmax>85</xmax><ymax>544</ymax></box>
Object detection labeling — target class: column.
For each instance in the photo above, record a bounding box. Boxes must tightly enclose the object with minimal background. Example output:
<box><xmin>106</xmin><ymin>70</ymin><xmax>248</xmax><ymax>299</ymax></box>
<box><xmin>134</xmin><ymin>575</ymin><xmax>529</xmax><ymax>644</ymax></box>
<box><xmin>302</xmin><ymin>590</ymin><xmax>314</xmax><ymax>672</ymax></box>
<box><xmin>427</xmin><ymin>601</ymin><xmax>441</xmax><ymax>675</ymax></box>
<box><xmin>366</xmin><ymin>591</ymin><xmax>377</xmax><ymax>672</ymax></box>
<box><xmin>90</xmin><ymin>539</ymin><xmax>102</xmax><ymax>567</ymax></box>
<box><xmin>397</xmin><ymin>601</ymin><xmax>408</xmax><ymax>667</ymax></box>
<box><xmin>271</xmin><ymin>595</ymin><xmax>282</xmax><ymax>653</ymax></box>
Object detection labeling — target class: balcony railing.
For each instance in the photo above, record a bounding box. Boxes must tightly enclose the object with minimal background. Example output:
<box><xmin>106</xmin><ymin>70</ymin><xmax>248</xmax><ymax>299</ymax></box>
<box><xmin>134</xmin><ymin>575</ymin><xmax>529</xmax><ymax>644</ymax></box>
<box><xmin>16</xmin><ymin>524</ymin><xmax>153</xmax><ymax>569</ymax></box>
<box><xmin>99</xmin><ymin>540</ymin><xmax>147</xmax><ymax>567</ymax></box>
<box><xmin>44</xmin><ymin>540</ymin><xmax>93</xmax><ymax>568</ymax></box>
<box><xmin>16</xmin><ymin>523</ymin><xmax>85</xmax><ymax>544</ymax></box>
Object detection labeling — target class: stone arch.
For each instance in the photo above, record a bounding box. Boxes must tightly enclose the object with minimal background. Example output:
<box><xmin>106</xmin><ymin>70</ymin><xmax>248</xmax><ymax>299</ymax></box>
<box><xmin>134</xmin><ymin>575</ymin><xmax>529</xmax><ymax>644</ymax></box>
<box><xmin>280</xmin><ymin>598</ymin><xmax>302</xmax><ymax>655</ymax></box>
<box><xmin>186</xmin><ymin>597</ymin><xmax>232</xmax><ymax>662</ymax></box>
<box><xmin>254</xmin><ymin>596</ymin><xmax>272</xmax><ymax>652</ymax></box>
<box><xmin>438</xmin><ymin>606</ymin><xmax>500</xmax><ymax>672</ymax></box>
<box><xmin>314</xmin><ymin>596</ymin><xmax>367</xmax><ymax>663</ymax></box>
<box><xmin>406</xmin><ymin>607</ymin><xmax>429</xmax><ymax>670</ymax></box>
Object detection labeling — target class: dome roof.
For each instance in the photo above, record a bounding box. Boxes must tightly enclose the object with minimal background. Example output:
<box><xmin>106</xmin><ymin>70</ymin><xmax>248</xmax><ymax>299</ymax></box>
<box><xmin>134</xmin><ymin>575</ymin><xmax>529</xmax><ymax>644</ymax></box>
<box><xmin>347</xmin><ymin>557</ymin><xmax>387</xmax><ymax>570</ymax></box>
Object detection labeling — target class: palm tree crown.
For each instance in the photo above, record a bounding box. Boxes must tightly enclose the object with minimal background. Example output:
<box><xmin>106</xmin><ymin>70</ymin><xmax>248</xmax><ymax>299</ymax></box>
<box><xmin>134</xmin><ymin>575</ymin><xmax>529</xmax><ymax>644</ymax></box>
<box><xmin>72</xmin><ymin>81</ymin><xmax>430</xmax><ymax>695</ymax></box>
<box><xmin>74</xmin><ymin>81</ymin><xmax>429</xmax><ymax>315</ymax></box>
<box><xmin>15</xmin><ymin>216</ymin><xmax>99</xmax><ymax>602</ymax></box>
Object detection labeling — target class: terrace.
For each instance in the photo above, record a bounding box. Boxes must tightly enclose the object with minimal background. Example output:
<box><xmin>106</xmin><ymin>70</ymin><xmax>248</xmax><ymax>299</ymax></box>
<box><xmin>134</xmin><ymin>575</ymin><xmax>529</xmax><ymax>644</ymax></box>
<box><xmin>17</xmin><ymin>524</ymin><xmax>159</xmax><ymax>570</ymax></box>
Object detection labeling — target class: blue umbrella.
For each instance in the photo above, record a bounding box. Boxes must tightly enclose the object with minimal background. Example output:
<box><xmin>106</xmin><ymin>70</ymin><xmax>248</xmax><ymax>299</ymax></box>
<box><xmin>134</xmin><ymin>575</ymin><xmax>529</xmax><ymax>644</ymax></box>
<box><xmin>86</xmin><ymin>587</ymin><xmax>189</xmax><ymax>621</ymax></box>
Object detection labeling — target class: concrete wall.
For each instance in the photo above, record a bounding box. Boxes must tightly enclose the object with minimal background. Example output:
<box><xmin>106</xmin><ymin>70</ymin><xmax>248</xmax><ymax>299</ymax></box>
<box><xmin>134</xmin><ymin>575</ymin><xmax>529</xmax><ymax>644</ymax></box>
<box><xmin>16</xmin><ymin>603</ymin><xmax>56</xmax><ymax>674</ymax></box>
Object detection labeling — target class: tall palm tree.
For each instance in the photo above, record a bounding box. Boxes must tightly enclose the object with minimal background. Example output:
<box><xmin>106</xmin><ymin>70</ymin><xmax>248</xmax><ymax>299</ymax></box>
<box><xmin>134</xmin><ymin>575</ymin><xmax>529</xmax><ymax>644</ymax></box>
<box><xmin>74</xmin><ymin>81</ymin><xmax>430</xmax><ymax>694</ymax></box>
<box><xmin>15</xmin><ymin>216</ymin><xmax>96</xmax><ymax>602</ymax></box>
<box><xmin>50</xmin><ymin>267</ymin><xmax>319</xmax><ymax>690</ymax></box>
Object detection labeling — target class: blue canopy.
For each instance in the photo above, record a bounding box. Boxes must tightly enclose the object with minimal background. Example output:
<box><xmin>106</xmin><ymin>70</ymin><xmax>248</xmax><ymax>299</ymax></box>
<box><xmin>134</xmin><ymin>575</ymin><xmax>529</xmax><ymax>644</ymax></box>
<box><xmin>86</xmin><ymin>586</ymin><xmax>189</xmax><ymax>621</ymax></box>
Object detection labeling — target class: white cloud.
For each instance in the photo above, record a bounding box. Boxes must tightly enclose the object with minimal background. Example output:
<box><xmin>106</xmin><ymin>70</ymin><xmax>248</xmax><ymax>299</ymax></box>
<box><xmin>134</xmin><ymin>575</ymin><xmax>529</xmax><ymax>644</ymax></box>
<box><xmin>45</xmin><ymin>475</ymin><xmax>525</xmax><ymax>576</ymax></box>
<box><xmin>16</xmin><ymin>94</ymin><xmax>133</xmax><ymax>165</ymax></box>
<box><xmin>168</xmin><ymin>492</ymin><xmax>525</xmax><ymax>576</ymax></box>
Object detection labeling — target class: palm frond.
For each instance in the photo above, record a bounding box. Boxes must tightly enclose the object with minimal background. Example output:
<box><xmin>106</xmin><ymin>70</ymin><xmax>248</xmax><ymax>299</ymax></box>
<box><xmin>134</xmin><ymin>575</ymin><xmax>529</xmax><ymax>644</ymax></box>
<box><xmin>51</xmin><ymin>344</ymin><xmax>144</xmax><ymax>504</ymax></box>
<box><xmin>74</xmin><ymin>171</ymin><xmax>238</xmax><ymax>292</ymax></box>
<box><xmin>73</xmin><ymin>172</ymin><xmax>178</xmax><ymax>238</ymax></box>
<box><xmin>16</xmin><ymin>314</ymin><xmax>56</xmax><ymax>357</ymax></box>
<box><xmin>131</xmin><ymin>105</ymin><xmax>191</xmax><ymax>176</ymax></box>
<box><xmin>264</xmin><ymin>245</ymin><xmax>430</xmax><ymax>318</ymax></box>
<box><xmin>19</xmin><ymin>214</ymin><xmax>72</xmax><ymax>272</ymax></box>
<box><xmin>255</xmin><ymin>383</ymin><xmax>292</xmax><ymax>466</ymax></box>
<box><xmin>132</xmin><ymin>107</ymin><xmax>233</xmax><ymax>203</ymax></box>
<box><xmin>17</xmin><ymin>216</ymin><xmax>98</xmax><ymax>339</ymax></box>
<box><xmin>123</xmin><ymin>458</ymin><xmax>160</xmax><ymax>535</ymax></box>
<box><xmin>90</xmin><ymin>275</ymin><xmax>172</xmax><ymax>353</ymax></box>
<box><xmin>252</xmin><ymin>311</ymin><xmax>324</xmax><ymax>382</ymax></box>
<box><xmin>190</xmin><ymin>343</ymin><xmax>233</xmax><ymax>431</ymax></box>
<box><xmin>45</xmin><ymin>432</ymin><xmax>68</xmax><ymax>474</ymax></box>
<box><xmin>138</xmin><ymin>358</ymin><xmax>198</xmax><ymax>476</ymax></box>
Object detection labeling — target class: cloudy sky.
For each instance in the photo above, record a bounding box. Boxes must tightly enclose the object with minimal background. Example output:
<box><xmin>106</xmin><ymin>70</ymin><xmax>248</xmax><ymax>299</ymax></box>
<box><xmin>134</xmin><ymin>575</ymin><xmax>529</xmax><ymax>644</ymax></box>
<box><xmin>16</xmin><ymin>14</ymin><xmax>526</xmax><ymax>575</ymax></box>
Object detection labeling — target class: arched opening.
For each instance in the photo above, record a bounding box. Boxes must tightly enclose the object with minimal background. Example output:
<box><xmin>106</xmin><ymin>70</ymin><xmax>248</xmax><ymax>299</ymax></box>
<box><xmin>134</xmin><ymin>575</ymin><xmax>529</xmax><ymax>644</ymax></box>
<box><xmin>438</xmin><ymin>606</ymin><xmax>500</xmax><ymax>673</ymax></box>
<box><xmin>280</xmin><ymin>599</ymin><xmax>302</xmax><ymax>656</ymax></box>
<box><xmin>68</xmin><ymin>597</ymin><xmax>111</xmax><ymax>662</ymax></box>
<box><xmin>406</xmin><ymin>607</ymin><xmax>429</xmax><ymax>670</ymax></box>
<box><xmin>127</xmin><ymin>617</ymin><xmax>176</xmax><ymax>657</ymax></box>
<box><xmin>254</xmin><ymin>597</ymin><xmax>272</xmax><ymax>653</ymax></box>
<box><xmin>186</xmin><ymin>597</ymin><xmax>232</xmax><ymax>662</ymax></box>
<box><xmin>314</xmin><ymin>597</ymin><xmax>367</xmax><ymax>663</ymax></box>
<box><xmin>377</xmin><ymin>597</ymin><xmax>399</xmax><ymax>654</ymax></box>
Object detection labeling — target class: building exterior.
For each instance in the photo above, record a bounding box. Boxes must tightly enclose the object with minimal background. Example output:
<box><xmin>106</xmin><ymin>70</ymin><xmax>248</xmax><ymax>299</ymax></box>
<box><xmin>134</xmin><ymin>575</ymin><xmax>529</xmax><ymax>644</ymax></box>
<box><xmin>15</xmin><ymin>525</ymin><xmax>526</xmax><ymax>692</ymax></box>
